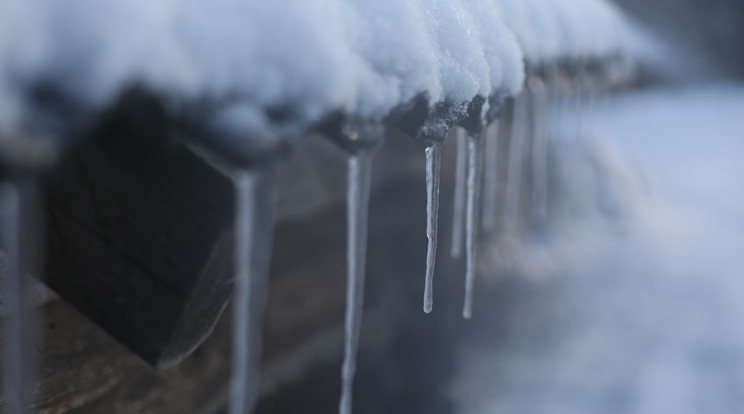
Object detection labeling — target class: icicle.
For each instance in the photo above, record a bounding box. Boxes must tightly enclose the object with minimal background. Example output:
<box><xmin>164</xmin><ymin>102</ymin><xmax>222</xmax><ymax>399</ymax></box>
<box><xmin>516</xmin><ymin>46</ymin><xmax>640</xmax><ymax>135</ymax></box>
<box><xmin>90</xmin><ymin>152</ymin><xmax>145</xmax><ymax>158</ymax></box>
<box><xmin>503</xmin><ymin>95</ymin><xmax>528</xmax><ymax>233</ymax></box>
<box><xmin>0</xmin><ymin>182</ymin><xmax>32</xmax><ymax>414</ymax></box>
<box><xmin>229</xmin><ymin>170</ymin><xmax>277</xmax><ymax>414</ymax></box>
<box><xmin>531</xmin><ymin>91</ymin><xmax>549</xmax><ymax>224</ymax></box>
<box><xmin>481</xmin><ymin>122</ymin><xmax>500</xmax><ymax>231</ymax></box>
<box><xmin>462</xmin><ymin>133</ymin><xmax>482</xmax><ymax>320</ymax></box>
<box><xmin>450</xmin><ymin>128</ymin><xmax>467</xmax><ymax>258</ymax></box>
<box><xmin>339</xmin><ymin>150</ymin><xmax>375</xmax><ymax>414</ymax></box>
<box><xmin>423</xmin><ymin>142</ymin><xmax>441</xmax><ymax>314</ymax></box>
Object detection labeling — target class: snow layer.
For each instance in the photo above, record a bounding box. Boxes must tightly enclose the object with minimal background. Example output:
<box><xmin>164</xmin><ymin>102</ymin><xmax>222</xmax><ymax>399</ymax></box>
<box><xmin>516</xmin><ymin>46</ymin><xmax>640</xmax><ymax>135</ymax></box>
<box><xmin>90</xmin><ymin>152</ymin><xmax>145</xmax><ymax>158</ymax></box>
<box><xmin>0</xmin><ymin>0</ymin><xmax>627</xmax><ymax>139</ymax></box>
<box><xmin>495</xmin><ymin>0</ymin><xmax>628</xmax><ymax>65</ymax></box>
<box><xmin>342</xmin><ymin>0</ymin><xmax>442</xmax><ymax>119</ymax></box>
<box><xmin>461</xmin><ymin>0</ymin><xmax>525</xmax><ymax>97</ymax></box>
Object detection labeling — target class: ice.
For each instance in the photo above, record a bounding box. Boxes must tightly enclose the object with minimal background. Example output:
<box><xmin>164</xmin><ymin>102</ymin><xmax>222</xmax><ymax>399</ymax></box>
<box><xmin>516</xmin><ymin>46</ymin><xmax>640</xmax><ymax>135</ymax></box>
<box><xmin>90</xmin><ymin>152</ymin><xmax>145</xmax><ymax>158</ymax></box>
<box><xmin>339</xmin><ymin>149</ymin><xmax>375</xmax><ymax>414</ymax></box>
<box><xmin>229</xmin><ymin>170</ymin><xmax>277</xmax><ymax>414</ymax></box>
<box><xmin>0</xmin><ymin>183</ymin><xmax>33</xmax><ymax>414</ymax></box>
<box><xmin>503</xmin><ymin>95</ymin><xmax>528</xmax><ymax>232</ymax></box>
<box><xmin>451</xmin><ymin>128</ymin><xmax>468</xmax><ymax>258</ymax></box>
<box><xmin>423</xmin><ymin>142</ymin><xmax>442</xmax><ymax>313</ymax></box>
<box><xmin>463</xmin><ymin>133</ymin><xmax>483</xmax><ymax>319</ymax></box>
<box><xmin>481</xmin><ymin>122</ymin><xmax>500</xmax><ymax>231</ymax></box>
<box><xmin>530</xmin><ymin>84</ymin><xmax>549</xmax><ymax>223</ymax></box>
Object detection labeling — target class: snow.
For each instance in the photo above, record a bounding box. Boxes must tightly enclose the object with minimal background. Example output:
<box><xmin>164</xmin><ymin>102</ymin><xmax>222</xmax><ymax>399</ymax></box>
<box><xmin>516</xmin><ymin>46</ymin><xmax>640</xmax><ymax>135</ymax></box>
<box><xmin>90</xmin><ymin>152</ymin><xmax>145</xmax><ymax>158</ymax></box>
<box><xmin>0</xmin><ymin>0</ymin><xmax>629</xmax><ymax>139</ymax></box>
<box><xmin>495</xmin><ymin>0</ymin><xmax>628</xmax><ymax>65</ymax></box>
<box><xmin>343</xmin><ymin>0</ymin><xmax>442</xmax><ymax>119</ymax></box>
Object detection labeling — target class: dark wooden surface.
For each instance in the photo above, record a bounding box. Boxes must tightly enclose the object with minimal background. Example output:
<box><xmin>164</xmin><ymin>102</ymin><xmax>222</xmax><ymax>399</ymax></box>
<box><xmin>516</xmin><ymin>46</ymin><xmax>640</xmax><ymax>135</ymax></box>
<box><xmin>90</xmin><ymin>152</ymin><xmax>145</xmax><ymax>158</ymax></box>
<box><xmin>0</xmin><ymin>122</ymin><xmax>516</xmax><ymax>413</ymax></box>
<box><xmin>42</xmin><ymin>102</ymin><xmax>237</xmax><ymax>367</ymax></box>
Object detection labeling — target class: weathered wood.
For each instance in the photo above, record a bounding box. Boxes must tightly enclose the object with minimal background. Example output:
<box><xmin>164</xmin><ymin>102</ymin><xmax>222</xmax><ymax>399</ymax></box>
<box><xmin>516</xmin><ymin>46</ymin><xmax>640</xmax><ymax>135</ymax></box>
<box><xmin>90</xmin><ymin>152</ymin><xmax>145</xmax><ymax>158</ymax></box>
<box><xmin>0</xmin><ymin>118</ymin><xmax>471</xmax><ymax>413</ymax></box>
<box><xmin>42</xmin><ymin>92</ymin><xmax>236</xmax><ymax>367</ymax></box>
<box><xmin>0</xmin><ymin>167</ymin><xmax>435</xmax><ymax>414</ymax></box>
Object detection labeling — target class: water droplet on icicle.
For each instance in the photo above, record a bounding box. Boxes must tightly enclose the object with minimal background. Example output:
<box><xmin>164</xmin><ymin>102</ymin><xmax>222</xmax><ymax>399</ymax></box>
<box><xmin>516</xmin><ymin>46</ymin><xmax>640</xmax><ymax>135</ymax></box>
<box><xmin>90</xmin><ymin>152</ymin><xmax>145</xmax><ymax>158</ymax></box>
<box><xmin>462</xmin><ymin>133</ymin><xmax>483</xmax><ymax>320</ymax></box>
<box><xmin>503</xmin><ymin>95</ymin><xmax>528</xmax><ymax>233</ymax></box>
<box><xmin>339</xmin><ymin>150</ymin><xmax>375</xmax><ymax>414</ymax></box>
<box><xmin>450</xmin><ymin>128</ymin><xmax>467</xmax><ymax>258</ymax></box>
<box><xmin>0</xmin><ymin>182</ymin><xmax>33</xmax><ymax>414</ymax></box>
<box><xmin>481</xmin><ymin>122</ymin><xmax>500</xmax><ymax>231</ymax></box>
<box><xmin>423</xmin><ymin>142</ymin><xmax>441</xmax><ymax>314</ymax></box>
<box><xmin>229</xmin><ymin>170</ymin><xmax>277</xmax><ymax>414</ymax></box>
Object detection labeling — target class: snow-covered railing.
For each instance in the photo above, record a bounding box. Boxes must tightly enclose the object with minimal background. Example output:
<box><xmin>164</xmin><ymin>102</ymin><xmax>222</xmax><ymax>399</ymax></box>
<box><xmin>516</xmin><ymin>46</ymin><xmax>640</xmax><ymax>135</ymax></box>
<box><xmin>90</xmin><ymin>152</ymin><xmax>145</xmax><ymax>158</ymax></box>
<box><xmin>0</xmin><ymin>0</ymin><xmax>631</xmax><ymax>413</ymax></box>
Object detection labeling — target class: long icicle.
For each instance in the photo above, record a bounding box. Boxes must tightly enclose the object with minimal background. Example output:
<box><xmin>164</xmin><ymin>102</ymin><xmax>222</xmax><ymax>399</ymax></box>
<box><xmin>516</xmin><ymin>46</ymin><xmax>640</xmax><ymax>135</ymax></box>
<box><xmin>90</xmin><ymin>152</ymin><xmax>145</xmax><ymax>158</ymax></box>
<box><xmin>531</xmin><ymin>91</ymin><xmax>549</xmax><ymax>223</ymax></box>
<box><xmin>503</xmin><ymin>95</ymin><xmax>528</xmax><ymax>233</ymax></box>
<box><xmin>463</xmin><ymin>133</ymin><xmax>483</xmax><ymax>320</ymax></box>
<box><xmin>229</xmin><ymin>170</ymin><xmax>277</xmax><ymax>414</ymax></box>
<box><xmin>423</xmin><ymin>142</ymin><xmax>441</xmax><ymax>314</ymax></box>
<box><xmin>481</xmin><ymin>122</ymin><xmax>500</xmax><ymax>231</ymax></box>
<box><xmin>450</xmin><ymin>128</ymin><xmax>467</xmax><ymax>258</ymax></box>
<box><xmin>1</xmin><ymin>182</ymin><xmax>32</xmax><ymax>414</ymax></box>
<box><xmin>339</xmin><ymin>150</ymin><xmax>375</xmax><ymax>414</ymax></box>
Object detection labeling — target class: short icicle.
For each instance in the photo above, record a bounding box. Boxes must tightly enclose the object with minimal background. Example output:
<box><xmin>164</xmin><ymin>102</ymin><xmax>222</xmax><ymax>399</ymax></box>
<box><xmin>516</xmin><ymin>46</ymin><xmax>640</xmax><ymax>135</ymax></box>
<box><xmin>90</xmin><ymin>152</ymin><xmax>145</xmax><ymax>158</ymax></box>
<box><xmin>462</xmin><ymin>133</ymin><xmax>483</xmax><ymax>320</ymax></box>
<box><xmin>0</xmin><ymin>182</ymin><xmax>33</xmax><ymax>414</ymax></box>
<box><xmin>481</xmin><ymin>122</ymin><xmax>500</xmax><ymax>231</ymax></box>
<box><xmin>339</xmin><ymin>149</ymin><xmax>375</xmax><ymax>414</ymax></box>
<box><xmin>423</xmin><ymin>142</ymin><xmax>442</xmax><ymax>314</ymax></box>
<box><xmin>450</xmin><ymin>128</ymin><xmax>467</xmax><ymax>258</ymax></box>
<box><xmin>503</xmin><ymin>95</ymin><xmax>528</xmax><ymax>233</ymax></box>
<box><xmin>229</xmin><ymin>170</ymin><xmax>277</xmax><ymax>414</ymax></box>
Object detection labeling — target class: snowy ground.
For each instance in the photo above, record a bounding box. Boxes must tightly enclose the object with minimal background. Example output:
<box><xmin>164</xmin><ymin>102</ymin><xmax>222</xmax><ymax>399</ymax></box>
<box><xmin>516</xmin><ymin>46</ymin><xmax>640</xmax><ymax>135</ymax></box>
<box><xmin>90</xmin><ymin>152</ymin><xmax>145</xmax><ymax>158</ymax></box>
<box><xmin>452</xmin><ymin>83</ymin><xmax>744</xmax><ymax>414</ymax></box>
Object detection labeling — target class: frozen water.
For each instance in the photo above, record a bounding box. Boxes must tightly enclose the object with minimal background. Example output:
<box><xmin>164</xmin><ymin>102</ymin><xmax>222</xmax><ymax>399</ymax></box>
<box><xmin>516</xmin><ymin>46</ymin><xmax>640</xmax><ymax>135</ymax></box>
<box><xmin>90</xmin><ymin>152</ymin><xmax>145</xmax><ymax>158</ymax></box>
<box><xmin>340</xmin><ymin>150</ymin><xmax>375</xmax><ymax>414</ymax></box>
<box><xmin>229</xmin><ymin>170</ymin><xmax>277</xmax><ymax>414</ymax></box>
<box><xmin>424</xmin><ymin>143</ymin><xmax>442</xmax><ymax>314</ymax></box>
<box><xmin>451</xmin><ymin>128</ymin><xmax>468</xmax><ymax>258</ymax></box>
<box><xmin>0</xmin><ymin>183</ymin><xmax>33</xmax><ymax>414</ymax></box>
<box><xmin>531</xmin><ymin>87</ymin><xmax>549</xmax><ymax>223</ymax></box>
<box><xmin>503</xmin><ymin>95</ymin><xmax>528</xmax><ymax>232</ymax></box>
<box><xmin>481</xmin><ymin>122</ymin><xmax>500</xmax><ymax>231</ymax></box>
<box><xmin>463</xmin><ymin>133</ymin><xmax>483</xmax><ymax>319</ymax></box>
<box><xmin>229</xmin><ymin>173</ymin><xmax>261</xmax><ymax>414</ymax></box>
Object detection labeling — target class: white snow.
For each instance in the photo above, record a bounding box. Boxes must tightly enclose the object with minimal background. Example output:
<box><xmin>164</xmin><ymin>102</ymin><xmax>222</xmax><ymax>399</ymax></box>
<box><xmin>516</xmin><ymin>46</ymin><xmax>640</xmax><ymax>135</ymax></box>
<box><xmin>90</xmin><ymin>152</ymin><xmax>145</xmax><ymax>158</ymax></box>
<box><xmin>495</xmin><ymin>0</ymin><xmax>628</xmax><ymax>65</ymax></box>
<box><xmin>342</xmin><ymin>0</ymin><xmax>442</xmax><ymax>119</ymax></box>
<box><xmin>0</xmin><ymin>0</ymin><xmax>628</xmax><ymax>137</ymax></box>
